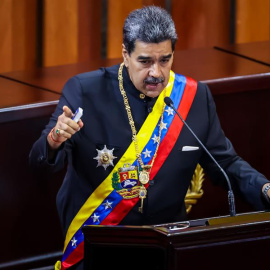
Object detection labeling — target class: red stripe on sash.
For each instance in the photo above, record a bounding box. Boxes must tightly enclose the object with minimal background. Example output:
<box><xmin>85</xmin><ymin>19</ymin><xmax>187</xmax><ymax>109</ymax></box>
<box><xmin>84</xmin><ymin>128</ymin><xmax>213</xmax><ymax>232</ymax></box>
<box><xmin>61</xmin><ymin>241</ymin><xmax>84</xmax><ymax>270</ymax></box>
<box><xmin>100</xmin><ymin>196</ymin><xmax>139</xmax><ymax>225</ymax></box>
<box><xmin>150</xmin><ymin>77</ymin><xmax>197</xmax><ymax>179</ymax></box>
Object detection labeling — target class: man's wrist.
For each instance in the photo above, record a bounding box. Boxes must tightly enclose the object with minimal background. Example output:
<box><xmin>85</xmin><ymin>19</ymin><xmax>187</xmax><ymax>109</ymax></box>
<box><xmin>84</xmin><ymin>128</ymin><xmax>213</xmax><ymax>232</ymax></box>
<box><xmin>47</xmin><ymin>128</ymin><xmax>64</xmax><ymax>149</ymax></box>
<box><xmin>262</xmin><ymin>183</ymin><xmax>270</xmax><ymax>203</ymax></box>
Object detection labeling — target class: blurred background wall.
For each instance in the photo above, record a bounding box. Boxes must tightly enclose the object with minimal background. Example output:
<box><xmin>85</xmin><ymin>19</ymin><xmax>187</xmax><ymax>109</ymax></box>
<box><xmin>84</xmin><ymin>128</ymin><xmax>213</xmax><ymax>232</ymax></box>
<box><xmin>0</xmin><ymin>1</ymin><xmax>270</xmax><ymax>268</ymax></box>
<box><xmin>0</xmin><ymin>0</ymin><xmax>269</xmax><ymax>73</ymax></box>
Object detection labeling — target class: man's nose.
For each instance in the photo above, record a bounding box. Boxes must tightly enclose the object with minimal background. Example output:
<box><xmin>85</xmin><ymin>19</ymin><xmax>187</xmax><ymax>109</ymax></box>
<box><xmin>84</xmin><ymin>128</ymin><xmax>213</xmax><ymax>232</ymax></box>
<box><xmin>149</xmin><ymin>63</ymin><xmax>161</xmax><ymax>78</ymax></box>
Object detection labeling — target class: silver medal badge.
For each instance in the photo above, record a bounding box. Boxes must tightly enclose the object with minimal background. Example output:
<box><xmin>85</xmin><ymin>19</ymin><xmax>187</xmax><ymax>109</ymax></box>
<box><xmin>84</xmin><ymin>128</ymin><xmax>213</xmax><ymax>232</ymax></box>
<box><xmin>93</xmin><ymin>145</ymin><xmax>117</xmax><ymax>170</ymax></box>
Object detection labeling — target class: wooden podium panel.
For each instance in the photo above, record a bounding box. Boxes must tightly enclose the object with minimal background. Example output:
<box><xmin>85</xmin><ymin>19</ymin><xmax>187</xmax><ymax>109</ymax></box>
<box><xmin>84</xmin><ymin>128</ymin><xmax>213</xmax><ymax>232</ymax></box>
<box><xmin>0</xmin><ymin>77</ymin><xmax>59</xmax><ymax>110</ymax></box>
<box><xmin>82</xmin><ymin>211</ymin><xmax>270</xmax><ymax>270</ymax></box>
<box><xmin>0</xmin><ymin>78</ymin><xmax>63</xmax><ymax>267</ymax></box>
<box><xmin>0</xmin><ymin>59</ymin><xmax>118</xmax><ymax>93</ymax></box>
<box><xmin>214</xmin><ymin>41</ymin><xmax>270</xmax><ymax>66</ymax></box>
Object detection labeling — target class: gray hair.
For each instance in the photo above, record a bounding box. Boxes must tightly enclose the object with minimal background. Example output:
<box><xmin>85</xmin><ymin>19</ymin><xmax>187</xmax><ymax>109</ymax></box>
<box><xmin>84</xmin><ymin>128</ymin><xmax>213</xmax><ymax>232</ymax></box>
<box><xmin>123</xmin><ymin>6</ymin><xmax>178</xmax><ymax>55</ymax></box>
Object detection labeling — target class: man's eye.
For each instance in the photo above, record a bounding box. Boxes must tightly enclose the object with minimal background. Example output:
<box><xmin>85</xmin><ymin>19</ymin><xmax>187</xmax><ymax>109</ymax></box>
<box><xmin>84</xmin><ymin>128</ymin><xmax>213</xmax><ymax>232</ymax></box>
<box><xmin>140</xmin><ymin>60</ymin><xmax>150</xmax><ymax>64</ymax></box>
<box><xmin>161</xmin><ymin>59</ymin><xmax>169</xmax><ymax>63</ymax></box>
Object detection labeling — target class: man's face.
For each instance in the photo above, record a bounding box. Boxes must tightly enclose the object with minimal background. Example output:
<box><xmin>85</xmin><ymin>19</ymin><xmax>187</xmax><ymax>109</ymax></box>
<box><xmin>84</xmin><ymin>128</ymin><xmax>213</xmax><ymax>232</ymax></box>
<box><xmin>122</xmin><ymin>40</ymin><xmax>174</xmax><ymax>98</ymax></box>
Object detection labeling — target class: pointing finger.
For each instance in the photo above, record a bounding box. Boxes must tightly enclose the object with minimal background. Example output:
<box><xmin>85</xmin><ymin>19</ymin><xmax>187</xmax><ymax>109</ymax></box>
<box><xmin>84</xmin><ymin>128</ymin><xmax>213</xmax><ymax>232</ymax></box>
<box><xmin>63</xmin><ymin>106</ymin><xmax>73</xmax><ymax>118</ymax></box>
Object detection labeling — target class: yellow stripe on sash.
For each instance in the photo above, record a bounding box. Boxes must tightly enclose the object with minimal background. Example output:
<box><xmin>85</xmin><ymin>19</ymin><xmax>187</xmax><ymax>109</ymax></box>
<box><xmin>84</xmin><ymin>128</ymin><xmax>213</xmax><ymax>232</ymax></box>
<box><xmin>63</xmin><ymin>71</ymin><xmax>175</xmax><ymax>251</ymax></box>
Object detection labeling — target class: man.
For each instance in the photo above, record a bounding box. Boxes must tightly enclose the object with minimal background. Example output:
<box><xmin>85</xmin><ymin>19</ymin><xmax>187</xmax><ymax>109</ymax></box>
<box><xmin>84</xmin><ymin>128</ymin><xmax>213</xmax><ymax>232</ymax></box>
<box><xmin>29</xmin><ymin>6</ymin><xmax>270</xmax><ymax>270</ymax></box>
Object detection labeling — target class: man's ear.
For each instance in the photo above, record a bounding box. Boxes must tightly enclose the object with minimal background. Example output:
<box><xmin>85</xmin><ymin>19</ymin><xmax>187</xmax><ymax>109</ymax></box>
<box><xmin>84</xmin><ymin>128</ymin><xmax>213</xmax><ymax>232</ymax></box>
<box><xmin>122</xmin><ymin>44</ymin><xmax>129</xmax><ymax>68</ymax></box>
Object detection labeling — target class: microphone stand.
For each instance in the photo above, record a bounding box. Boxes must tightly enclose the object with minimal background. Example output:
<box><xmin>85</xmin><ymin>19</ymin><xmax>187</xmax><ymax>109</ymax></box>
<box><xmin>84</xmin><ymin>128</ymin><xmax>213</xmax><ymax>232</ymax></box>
<box><xmin>164</xmin><ymin>97</ymin><xmax>236</xmax><ymax>217</ymax></box>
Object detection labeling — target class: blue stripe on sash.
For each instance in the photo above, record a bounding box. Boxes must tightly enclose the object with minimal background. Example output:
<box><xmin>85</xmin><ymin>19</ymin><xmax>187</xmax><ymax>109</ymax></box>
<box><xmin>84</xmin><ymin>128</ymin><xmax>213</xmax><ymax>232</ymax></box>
<box><xmin>142</xmin><ymin>74</ymin><xmax>186</xmax><ymax>164</ymax></box>
<box><xmin>62</xmin><ymin>190</ymin><xmax>122</xmax><ymax>261</ymax></box>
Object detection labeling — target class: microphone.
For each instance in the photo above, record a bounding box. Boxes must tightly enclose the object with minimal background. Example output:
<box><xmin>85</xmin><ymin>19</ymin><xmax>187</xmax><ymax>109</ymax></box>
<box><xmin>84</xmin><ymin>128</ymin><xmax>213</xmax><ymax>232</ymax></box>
<box><xmin>164</xmin><ymin>97</ymin><xmax>236</xmax><ymax>217</ymax></box>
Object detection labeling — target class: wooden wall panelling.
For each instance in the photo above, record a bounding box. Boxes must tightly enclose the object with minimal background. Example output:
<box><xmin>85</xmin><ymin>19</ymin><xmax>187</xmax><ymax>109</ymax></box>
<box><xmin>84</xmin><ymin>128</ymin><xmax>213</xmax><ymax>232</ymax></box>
<box><xmin>171</xmin><ymin>0</ymin><xmax>231</xmax><ymax>50</ymax></box>
<box><xmin>236</xmin><ymin>0</ymin><xmax>270</xmax><ymax>43</ymax></box>
<box><xmin>143</xmin><ymin>0</ymin><xmax>165</xmax><ymax>6</ymax></box>
<box><xmin>43</xmin><ymin>0</ymin><xmax>78</xmax><ymax>67</ymax></box>
<box><xmin>0</xmin><ymin>0</ymin><xmax>13</xmax><ymax>73</ymax></box>
<box><xmin>1</xmin><ymin>1</ymin><xmax>269</xmax><ymax>73</ymax></box>
<box><xmin>107</xmin><ymin>0</ymin><xmax>143</xmax><ymax>59</ymax></box>
<box><xmin>106</xmin><ymin>0</ymin><xmax>166</xmax><ymax>59</ymax></box>
<box><xmin>78</xmin><ymin>0</ymin><xmax>102</xmax><ymax>63</ymax></box>
<box><xmin>0</xmin><ymin>0</ymin><xmax>37</xmax><ymax>73</ymax></box>
<box><xmin>12</xmin><ymin>0</ymin><xmax>37</xmax><ymax>71</ymax></box>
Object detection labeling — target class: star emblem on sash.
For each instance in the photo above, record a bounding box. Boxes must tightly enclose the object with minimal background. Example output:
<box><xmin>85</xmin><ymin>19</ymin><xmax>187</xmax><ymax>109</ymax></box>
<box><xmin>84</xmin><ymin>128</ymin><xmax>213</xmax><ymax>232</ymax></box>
<box><xmin>103</xmin><ymin>200</ymin><xmax>113</xmax><ymax>209</ymax></box>
<box><xmin>152</xmin><ymin>134</ymin><xmax>159</xmax><ymax>144</ymax></box>
<box><xmin>91</xmin><ymin>213</ymin><xmax>100</xmax><ymax>223</ymax></box>
<box><xmin>142</xmin><ymin>148</ymin><xmax>152</xmax><ymax>158</ymax></box>
<box><xmin>93</xmin><ymin>145</ymin><xmax>117</xmax><ymax>170</ymax></box>
<box><xmin>71</xmin><ymin>237</ymin><xmax>77</xmax><ymax>247</ymax></box>
<box><xmin>165</xmin><ymin>107</ymin><xmax>174</xmax><ymax>116</ymax></box>
<box><xmin>159</xmin><ymin>121</ymin><xmax>167</xmax><ymax>130</ymax></box>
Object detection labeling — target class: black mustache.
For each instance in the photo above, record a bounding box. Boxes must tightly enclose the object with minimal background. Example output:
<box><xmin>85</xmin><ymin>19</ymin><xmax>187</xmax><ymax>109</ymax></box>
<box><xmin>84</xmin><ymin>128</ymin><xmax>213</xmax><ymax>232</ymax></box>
<box><xmin>144</xmin><ymin>77</ymin><xmax>165</xmax><ymax>84</ymax></box>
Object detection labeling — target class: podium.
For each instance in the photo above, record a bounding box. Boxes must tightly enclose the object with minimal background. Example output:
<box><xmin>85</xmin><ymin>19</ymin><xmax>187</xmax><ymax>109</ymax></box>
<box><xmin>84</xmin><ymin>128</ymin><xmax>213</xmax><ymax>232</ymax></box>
<box><xmin>82</xmin><ymin>211</ymin><xmax>270</xmax><ymax>270</ymax></box>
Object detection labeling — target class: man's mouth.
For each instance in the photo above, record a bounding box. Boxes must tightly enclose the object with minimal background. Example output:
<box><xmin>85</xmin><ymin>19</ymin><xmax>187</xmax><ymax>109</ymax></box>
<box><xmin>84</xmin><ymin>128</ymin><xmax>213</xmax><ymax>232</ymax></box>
<box><xmin>144</xmin><ymin>77</ymin><xmax>165</xmax><ymax>84</ymax></box>
<box><xmin>144</xmin><ymin>77</ymin><xmax>165</xmax><ymax>91</ymax></box>
<box><xmin>145</xmin><ymin>82</ymin><xmax>161</xmax><ymax>91</ymax></box>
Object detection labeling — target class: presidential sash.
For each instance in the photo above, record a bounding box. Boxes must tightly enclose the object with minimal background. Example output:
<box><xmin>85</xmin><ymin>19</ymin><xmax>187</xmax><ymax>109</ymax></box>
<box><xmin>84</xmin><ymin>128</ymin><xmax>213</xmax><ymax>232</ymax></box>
<box><xmin>57</xmin><ymin>71</ymin><xmax>197</xmax><ymax>269</ymax></box>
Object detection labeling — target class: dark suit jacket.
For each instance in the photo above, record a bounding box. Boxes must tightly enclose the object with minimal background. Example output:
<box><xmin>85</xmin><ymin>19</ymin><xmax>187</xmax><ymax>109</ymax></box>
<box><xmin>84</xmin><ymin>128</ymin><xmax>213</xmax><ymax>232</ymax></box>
<box><xmin>29</xmin><ymin>64</ymin><xmax>270</xmax><ymax>235</ymax></box>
